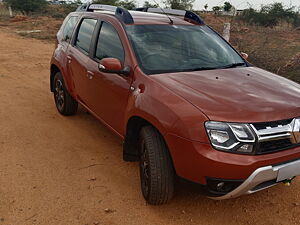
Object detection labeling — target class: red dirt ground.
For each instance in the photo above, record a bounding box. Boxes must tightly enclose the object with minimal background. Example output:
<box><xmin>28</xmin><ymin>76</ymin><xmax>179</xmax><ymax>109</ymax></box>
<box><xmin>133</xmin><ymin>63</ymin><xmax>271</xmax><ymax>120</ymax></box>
<box><xmin>0</xmin><ymin>26</ymin><xmax>300</xmax><ymax>225</ymax></box>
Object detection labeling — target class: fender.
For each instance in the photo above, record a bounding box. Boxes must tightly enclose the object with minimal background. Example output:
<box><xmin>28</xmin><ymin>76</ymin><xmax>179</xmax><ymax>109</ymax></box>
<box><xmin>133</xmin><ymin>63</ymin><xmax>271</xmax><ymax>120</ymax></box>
<box><xmin>122</xmin><ymin>67</ymin><xmax>210</xmax><ymax>162</ymax></box>
<box><xmin>50</xmin><ymin>51</ymin><xmax>76</xmax><ymax>98</ymax></box>
<box><xmin>124</xmin><ymin>67</ymin><xmax>210</xmax><ymax>142</ymax></box>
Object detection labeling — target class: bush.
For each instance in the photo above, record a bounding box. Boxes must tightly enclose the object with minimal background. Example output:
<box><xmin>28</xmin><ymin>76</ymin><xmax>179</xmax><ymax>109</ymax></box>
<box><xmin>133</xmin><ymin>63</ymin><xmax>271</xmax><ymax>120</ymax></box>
<box><xmin>293</xmin><ymin>15</ymin><xmax>300</xmax><ymax>27</ymax></box>
<box><xmin>60</xmin><ymin>3</ymin><xmax>79</xmax><ymax>15</ymax></box>
<box><xmin>40</xmin><ymin>3</ymin><xmax>79</xmax><ymax>18</ymax></box>
<box><xmin>163</xmin><ymin>0</ymin><xmax>195</xmax><ymax>10</ymax></box>
<box><xmin>4</xmin><ymin>0</ymin><xmax>48</xmax><ymax>15</ymax></box>
<box><xmin>238</xmin><ymin>3</ymin><xmax>299</xmax><ymax>28</ymax></box>
<box><xmin>92</xmin><ymin>0</ymin><xmax>137</xmax><ymax>10</ymax></box>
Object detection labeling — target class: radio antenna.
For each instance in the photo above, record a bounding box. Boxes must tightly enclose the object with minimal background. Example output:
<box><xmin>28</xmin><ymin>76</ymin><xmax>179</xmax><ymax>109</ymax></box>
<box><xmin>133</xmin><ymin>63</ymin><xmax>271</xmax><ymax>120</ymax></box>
<box><xmin>152</xmin><ymin>0</ymin><xmax>173</xmax><ymax>24</ymax></box>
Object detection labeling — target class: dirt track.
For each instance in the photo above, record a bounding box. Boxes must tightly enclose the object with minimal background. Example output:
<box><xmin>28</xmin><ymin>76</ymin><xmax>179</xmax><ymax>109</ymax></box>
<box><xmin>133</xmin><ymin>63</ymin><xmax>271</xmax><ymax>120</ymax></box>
<box><xmin>0</xmin><ymin>28</ymin><xmax>300</xmax><ymax>225</ymax></box>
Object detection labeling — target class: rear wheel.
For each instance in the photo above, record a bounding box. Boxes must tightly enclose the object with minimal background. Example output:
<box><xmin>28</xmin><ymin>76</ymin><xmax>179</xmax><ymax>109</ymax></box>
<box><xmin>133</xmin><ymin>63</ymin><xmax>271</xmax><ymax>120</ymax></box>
<box><xmin>53</xmin><ymin>72</ymin><xmax>78</xmax><ymax>116</ymax></box>
<box><xmin>139</xmin><ymin>126</ymin><xmax>175</xmax><ymax>205</ymax></box>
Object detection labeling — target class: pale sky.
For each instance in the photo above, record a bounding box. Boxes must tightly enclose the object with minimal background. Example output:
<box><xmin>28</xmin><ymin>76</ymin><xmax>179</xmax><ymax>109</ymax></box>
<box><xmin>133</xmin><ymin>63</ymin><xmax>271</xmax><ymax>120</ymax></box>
<box><xmin>81</xmin><ymin>0</ymin><xmax>300</xmax><ymax>10</ymax></box>
<box><xmin>135</xmin><ymin>0</ymin><xmax>300</xmax><ymax>10</ymax></box>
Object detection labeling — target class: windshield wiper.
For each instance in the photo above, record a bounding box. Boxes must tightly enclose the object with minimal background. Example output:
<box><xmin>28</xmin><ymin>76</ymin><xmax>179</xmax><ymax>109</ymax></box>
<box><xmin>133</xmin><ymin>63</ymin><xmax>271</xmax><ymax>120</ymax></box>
<box><xmin>186</xmin><ymin>63</ymin><xmax>246</xmax><ymax>72</ymax></box>
<box><xmin>220</xmin><ymin>62</ymin><xmax>246</xmax><ymax>69</ymax></box>
<box><xmin>188</xmin><ymin>66</ymin><xmax>218</xmax><ymax>71</ymax></box>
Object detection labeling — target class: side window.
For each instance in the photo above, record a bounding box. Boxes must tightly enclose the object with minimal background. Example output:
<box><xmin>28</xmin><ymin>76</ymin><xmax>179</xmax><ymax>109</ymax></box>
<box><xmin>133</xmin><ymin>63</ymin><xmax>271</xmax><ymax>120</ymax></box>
<box><xmin>62</xmin><ymin>16</ymin><xmax>78</xmax><ymax>42</ymax></box>
<box><xmin>75</xmin><ymin>19</ymin><xmax>97</xmax><ymax>53</ymax></box>
<box><xmin>96</xmin><ymin>22</ymin><xmax>125</xmax><ymax>62</ymax></box>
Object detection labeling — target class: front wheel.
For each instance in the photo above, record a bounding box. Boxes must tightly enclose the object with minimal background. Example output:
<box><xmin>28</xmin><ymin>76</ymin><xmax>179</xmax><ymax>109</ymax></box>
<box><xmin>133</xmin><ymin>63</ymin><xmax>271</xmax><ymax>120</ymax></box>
<box><xmin>139</xmin><ymin>126</ymin><xmax>175</xmax><ymax>205</ymax></box>
<box><xmin>53</xmin><ymin>72</ymin><xmax>78</xmax><ymax>116</ymax></box>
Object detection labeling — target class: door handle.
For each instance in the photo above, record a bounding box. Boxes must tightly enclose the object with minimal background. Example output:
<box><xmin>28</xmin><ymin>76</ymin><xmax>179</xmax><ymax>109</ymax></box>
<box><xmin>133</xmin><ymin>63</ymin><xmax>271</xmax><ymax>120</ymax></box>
<box><xmin>87</xmin><ymin>71</ymin><xmax>94</xmax><ymax>80</ymax></box>
<box><xmin>67</xmin><ymin>55</ymin><xmax>72</xmax><ymax>64</ymax></box>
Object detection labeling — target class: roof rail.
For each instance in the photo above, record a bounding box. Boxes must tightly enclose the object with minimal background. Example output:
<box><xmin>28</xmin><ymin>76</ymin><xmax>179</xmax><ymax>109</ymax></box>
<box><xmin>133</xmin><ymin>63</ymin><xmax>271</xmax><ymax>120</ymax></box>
<box><xmin>135</xmin><ymin>7</ymin><xmax>205</xmax><ymax>25</ymax></box>
<box><xmin>76</xmin><ymin>3</ymin><xmax>134</xmax><ymax>24</ymax></box>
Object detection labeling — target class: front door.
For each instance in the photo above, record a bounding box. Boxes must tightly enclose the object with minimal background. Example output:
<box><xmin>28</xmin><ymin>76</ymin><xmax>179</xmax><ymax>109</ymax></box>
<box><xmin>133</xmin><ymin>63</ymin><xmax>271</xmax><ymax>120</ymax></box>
<box><xmin>86</xmin><ymin>21</ymin><xmax>132</xmax><ymax>134</ymax></box>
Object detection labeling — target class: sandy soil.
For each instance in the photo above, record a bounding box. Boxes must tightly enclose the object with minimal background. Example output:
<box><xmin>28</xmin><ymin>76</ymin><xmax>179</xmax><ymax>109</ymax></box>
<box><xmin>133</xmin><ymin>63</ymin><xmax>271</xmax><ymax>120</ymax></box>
<box><xmin>0</xmin><ymin>28</ymin><xmax>300</xmax><ymax>225</ymax></box>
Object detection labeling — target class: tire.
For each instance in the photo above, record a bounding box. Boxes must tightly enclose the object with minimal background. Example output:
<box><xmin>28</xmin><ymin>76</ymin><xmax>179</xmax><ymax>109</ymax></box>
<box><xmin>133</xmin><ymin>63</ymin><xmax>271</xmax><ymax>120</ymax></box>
<box><xmin>139</xmin><ymin>126</ymin><xmax>175</xmax><ymax>205</ymax></box>
<box><xmin>53</xmin><ymin>72</ymin><xmax>78</xmax><ymax>116</ymax></box>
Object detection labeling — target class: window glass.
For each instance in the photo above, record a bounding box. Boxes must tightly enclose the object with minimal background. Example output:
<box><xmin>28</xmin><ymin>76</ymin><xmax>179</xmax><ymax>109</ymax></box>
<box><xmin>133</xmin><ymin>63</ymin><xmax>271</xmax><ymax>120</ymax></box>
<box><xmin>63</xmin><ymin>16</ymin><xmax>78</xmax><ymax>42</ymax></box>
<box><xmin>76</xmin><ymin>19</ymin><xmax>97</xmax><ymax>53</ymax></box>
<box><xmin>126</xmin><ymin>25</ymin><xmax>246</xmax><ymax>75</ymax></box>
<box><xmin>96</xmin><ymin>22</ymin><xmax>124</xmax><ymax>62</ymax></box>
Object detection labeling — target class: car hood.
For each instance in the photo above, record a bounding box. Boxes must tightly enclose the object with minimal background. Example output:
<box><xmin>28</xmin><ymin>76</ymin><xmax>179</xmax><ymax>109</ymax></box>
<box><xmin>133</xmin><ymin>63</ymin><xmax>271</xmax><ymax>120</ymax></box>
<box><xmin>151</xmin><ymin>67</ymin><xmax>300</xmax><ymax>122</ymax></box>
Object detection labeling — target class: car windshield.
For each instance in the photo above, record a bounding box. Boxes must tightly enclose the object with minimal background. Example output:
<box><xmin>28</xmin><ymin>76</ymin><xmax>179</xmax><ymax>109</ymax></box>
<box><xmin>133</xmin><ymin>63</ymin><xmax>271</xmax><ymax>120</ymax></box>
<box><xmin>126</xmin><ymin>25</ymin><xmax>246</xmax><ymax>75</ymax></box>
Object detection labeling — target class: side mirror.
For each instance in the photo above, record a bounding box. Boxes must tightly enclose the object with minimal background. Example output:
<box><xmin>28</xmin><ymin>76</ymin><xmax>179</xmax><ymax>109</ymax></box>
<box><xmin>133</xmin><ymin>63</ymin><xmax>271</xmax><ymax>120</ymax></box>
<box><xmin>240</xmin><ymin>52</ymin><xmax>249</xmax><ymax>60</ymax></box>
<box><xmin>99</xmin><ymin>58</ymin><xmax>130</xmax><ymax>76</ymax></box>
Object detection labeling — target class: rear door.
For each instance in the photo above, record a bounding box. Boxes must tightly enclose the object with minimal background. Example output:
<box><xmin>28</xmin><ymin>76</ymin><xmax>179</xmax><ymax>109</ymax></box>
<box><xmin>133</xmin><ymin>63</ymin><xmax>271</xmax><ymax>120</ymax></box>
<box><xmin>54</xmin><ymin>15</ymin><xmax>79</xmax><ymax>91</ymax></box>
<box><xmin>67</xmin><ymin>17</ymin><xmax>98</xmax><ymax>105</ymax></box>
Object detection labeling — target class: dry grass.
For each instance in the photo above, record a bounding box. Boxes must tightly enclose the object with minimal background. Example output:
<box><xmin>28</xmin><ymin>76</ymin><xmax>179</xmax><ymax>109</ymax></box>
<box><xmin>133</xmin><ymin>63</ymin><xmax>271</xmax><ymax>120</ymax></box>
<box><xmin>0</xmin><ymin>4</ymin><xmax>10</xmax><ymax>19</ymax></box>
<box><xmin>204</xmin><ymin>14</ymin><xmax>300</xmax><ymax>83</ymax></box>
<box><xmin>0</xmin><ymin>9</ymin><xmax>63</xmax><ymax>41</ymax></box>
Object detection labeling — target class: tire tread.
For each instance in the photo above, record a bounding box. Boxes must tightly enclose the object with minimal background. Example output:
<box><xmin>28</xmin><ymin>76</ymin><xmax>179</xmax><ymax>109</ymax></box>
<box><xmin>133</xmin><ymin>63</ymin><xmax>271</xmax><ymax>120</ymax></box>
<box><xmin>140</xmin><ymin>126</ymin><xmax>174</xmax><ymax>205</ymax></box>
<box><xmin>53</xmin><ymin>72</ymin><xmax>78</xmax><ymax>116</ymax></box>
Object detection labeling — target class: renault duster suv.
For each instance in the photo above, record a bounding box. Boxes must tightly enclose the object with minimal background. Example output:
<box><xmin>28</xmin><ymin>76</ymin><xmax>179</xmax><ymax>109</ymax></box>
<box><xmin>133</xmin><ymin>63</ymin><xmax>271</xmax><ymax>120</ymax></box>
<box><xmin>50</xmin><ymin>4</ymin><xmax>300</xmax><ymax>205</ymax></box>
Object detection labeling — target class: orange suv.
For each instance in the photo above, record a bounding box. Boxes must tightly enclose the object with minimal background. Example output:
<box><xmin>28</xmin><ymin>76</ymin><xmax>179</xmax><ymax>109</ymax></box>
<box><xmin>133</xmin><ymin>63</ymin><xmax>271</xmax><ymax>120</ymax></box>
<box><xmin>50</xmin><ymin>4</ymin><xmax>300</xmax><ymax>205</ymax></box>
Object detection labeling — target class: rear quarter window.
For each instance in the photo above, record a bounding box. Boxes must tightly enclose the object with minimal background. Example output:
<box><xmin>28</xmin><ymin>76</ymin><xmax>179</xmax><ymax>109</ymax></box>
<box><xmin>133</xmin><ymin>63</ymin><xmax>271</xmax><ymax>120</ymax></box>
<box><xmin>62</xmin><ymin>16</ymin><xmax>78</xmax><ymax>42</ymax></box>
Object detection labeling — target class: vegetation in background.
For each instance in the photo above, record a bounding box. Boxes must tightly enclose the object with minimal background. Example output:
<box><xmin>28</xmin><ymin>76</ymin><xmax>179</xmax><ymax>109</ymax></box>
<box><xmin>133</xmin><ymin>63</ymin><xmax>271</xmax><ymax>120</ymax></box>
<box><xmin>212</xmin><ymin>6</ymin><xmax>221</xmax><ymax>14</ymax></box>
<box><xmin>44</xmin><ymin>2</ymin><xmax>81</xmax><ymax>18</ymax></box>
<box><xmin>163</xmin><ymin>0</ymin><xmax>195</xmax><ymax>10</ymax></box>
<box><xmin>92</xmin><ymin>0</ymin><xmax>137</xmax><ymax>10</ymax></box>
<box><xmin>118</xmin><ymin>0</ymin><xmax>136</xmax><ymax>10</ymax></box>
<box><xmin>223</xmin><ymin>2</ymin><xmax>233</xmax><ymax>12</ymax></box>
<box><xmin>212</xmin><ymin>2</ymin><xmax>234</xmax><ymax>14</ymax></box>
<box><xmin>238</xmin><ymin>3</ymin><xmax>300</xmax><ymax>27</ymax></box>
<box><xmin>4</xmin><ymin>0</ymin><xmax>47</xmax><ymax>15</ymax></box>
<box><xmin>143</xmin><ymin>1</ymin><xmax>158</xmax><ymax>8</ymax></box>
<box><xmin>92</xmin><ymin>0</ymin><xmax>119</xmax><ymax>6</ymax></box>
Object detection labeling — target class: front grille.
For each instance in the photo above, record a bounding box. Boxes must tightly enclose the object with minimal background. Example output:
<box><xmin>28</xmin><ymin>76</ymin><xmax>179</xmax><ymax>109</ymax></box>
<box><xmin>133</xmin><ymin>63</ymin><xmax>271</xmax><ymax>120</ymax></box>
<box><xmin>258</xmin><ymin>139</ymin><xmax>294</xmax><ymax>153</ymax></box>
<box><xmin>251</xmin><ymin>118</ymin><xmax>300</xmax><ymax>154</ymax></box>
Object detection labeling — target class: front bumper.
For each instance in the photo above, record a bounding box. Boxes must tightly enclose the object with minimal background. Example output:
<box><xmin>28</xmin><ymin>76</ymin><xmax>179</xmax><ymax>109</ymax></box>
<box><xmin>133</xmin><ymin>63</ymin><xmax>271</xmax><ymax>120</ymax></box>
<box><xmin>164</xmin><ymin>133</ymin><xmax>300</xmax><ymax>198</ymax></box>
<box><xmin>211</xmin><ymin>158</ymin><xmax>300</xmax><ymax>199</ymax></box>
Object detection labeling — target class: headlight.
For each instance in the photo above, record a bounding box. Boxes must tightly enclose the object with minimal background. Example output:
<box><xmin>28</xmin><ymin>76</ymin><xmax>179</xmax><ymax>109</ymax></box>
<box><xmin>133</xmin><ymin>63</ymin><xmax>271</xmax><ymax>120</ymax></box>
<box><xmin>205</xmin><ymin>121</ymin><xmax>256</xmax><ymax>153</ymax></box>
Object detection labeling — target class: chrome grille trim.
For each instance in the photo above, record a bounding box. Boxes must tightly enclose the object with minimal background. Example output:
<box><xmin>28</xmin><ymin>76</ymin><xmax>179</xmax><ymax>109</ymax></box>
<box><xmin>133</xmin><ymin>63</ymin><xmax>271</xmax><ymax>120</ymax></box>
<box><xmin>259</xmin><ymin>133</ymin><xmax>292</xmax><ymax>142</ymax></box>
<box><xmin>251</xmin><ymin>118</ymin><xmax>300</xmax><ymax>144</ymax></box>
<box><xmin>250</xmin><ymin>118</ymin><xmax>300</xmax><ymax>153</ymax></box>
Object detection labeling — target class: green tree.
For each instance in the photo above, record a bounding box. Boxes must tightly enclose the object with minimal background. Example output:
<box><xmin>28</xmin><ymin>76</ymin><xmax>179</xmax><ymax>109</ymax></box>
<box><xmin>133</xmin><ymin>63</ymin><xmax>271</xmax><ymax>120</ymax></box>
<box><xmin>119</xmin><ymin>0</ymin><xmax>136</xmax><ymax>9</ymax></box>
<box><xmin>4</xmin><ymin>0</ymin><xmax>48</xmax><ymax>14</ymax></box>
<box><xmin>163</xmin><ymin>0</ymin><xmax>195</xmax><ymax>10</ymax></box>
<box><xmin>92</xmin><ymin>0</ymin><xmax>119</xmax><ymax>6</ymax></box>
<box><xmin>223</xmin><ymin>1</ymin><xmax>232</xmax><ymax>12</ymax></box>
<box><xmin>212</xmin><ymin>6</ymin><xmax>220</xmax><ymax>13</ymax></box>
<box><xmin>93</xmin><ymin>0</ymin><xmax>136</xmax><ymax>9</ymax></box>
<box><xmin>204</xmin><ymin>3</ymin><xmax>208</xmax><ymax>10</ymax></box>
<box><xmin>143</xmin><ymin>1</ymin><xmax>158</xmax><ymax>8</ymax></box>
<box><xmin>239</xmin><ymin>3</ymin><xmax>299</xmax><ymax>27</ymax></box>
<box><xmin>61</xmin><ymin>1</ymin><xmax>82</xmax><ymax>15</ymax></box>
<box><xmin>73</xmin><ymin>0</ymin><xmax>82</xmax><ymax>4</ymax></box>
